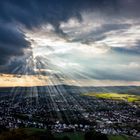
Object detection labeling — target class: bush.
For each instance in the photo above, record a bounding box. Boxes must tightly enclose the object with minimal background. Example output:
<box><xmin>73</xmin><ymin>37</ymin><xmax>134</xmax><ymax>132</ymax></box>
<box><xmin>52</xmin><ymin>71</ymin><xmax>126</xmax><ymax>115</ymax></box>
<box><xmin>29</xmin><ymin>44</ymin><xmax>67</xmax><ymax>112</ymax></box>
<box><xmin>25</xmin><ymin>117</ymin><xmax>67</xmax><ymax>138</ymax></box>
<box><xmin>85</xmin><ymin>131</ymin><xmax>109</xmax><ymax>140</ymax></box>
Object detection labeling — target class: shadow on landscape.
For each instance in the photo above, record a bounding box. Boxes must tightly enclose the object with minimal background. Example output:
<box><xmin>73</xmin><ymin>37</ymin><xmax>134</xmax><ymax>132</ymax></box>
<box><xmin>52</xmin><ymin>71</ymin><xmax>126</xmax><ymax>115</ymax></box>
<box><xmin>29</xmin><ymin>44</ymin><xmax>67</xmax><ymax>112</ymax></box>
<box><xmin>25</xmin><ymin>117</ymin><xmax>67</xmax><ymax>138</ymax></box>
<box><xmin>0</xmin><ymin>128</ymin><xmax>108</xmax><ymax>140</ymax></box>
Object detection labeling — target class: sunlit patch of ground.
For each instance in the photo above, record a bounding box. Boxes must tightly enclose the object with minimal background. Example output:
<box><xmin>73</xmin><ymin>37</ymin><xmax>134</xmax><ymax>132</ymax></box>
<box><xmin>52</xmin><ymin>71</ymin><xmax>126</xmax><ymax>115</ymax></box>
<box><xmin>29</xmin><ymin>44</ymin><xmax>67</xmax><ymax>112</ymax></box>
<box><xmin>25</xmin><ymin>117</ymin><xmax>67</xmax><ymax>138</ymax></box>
<box><xmin>83</xmin><ymin>93</ymin><xmax>140</xmax><ymax>103</ymax></box>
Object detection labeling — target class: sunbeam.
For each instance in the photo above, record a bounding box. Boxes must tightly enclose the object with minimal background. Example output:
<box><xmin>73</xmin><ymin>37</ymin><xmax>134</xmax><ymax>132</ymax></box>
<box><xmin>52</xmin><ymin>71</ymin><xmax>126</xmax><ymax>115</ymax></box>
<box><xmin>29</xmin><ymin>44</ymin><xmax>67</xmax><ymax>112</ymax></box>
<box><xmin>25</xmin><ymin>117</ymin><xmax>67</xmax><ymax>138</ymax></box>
<box><xmin>0</xmin><ymin>0</ymin><xmax>140</xmax><ymax>138</ymax></box>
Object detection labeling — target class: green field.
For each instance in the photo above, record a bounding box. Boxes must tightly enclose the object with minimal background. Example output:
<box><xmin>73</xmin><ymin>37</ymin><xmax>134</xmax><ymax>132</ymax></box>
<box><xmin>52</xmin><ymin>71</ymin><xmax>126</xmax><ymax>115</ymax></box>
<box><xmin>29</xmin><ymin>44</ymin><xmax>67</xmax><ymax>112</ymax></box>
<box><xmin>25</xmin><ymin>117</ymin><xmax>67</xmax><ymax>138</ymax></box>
<box><xmin>83</xmin><ymin>93</ymin><xmax>140</xmax><ymax>103</ymax></box>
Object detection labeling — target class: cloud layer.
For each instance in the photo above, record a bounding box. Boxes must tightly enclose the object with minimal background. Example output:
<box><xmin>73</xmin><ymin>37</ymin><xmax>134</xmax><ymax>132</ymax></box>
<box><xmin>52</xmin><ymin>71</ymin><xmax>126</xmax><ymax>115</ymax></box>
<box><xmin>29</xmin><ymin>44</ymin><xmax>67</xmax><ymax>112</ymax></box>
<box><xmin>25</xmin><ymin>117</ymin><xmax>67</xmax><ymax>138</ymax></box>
<box><xmin>0</xmin><ymin>0</ymin><xmax>140</xmax><ymax>83</ymax></box>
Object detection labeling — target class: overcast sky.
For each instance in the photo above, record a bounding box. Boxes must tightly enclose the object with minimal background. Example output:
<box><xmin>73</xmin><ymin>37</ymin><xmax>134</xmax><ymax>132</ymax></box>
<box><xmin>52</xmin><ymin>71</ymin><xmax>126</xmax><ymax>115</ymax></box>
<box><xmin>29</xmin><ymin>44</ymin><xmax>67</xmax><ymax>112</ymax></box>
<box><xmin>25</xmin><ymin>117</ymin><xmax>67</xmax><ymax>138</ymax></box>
<box><xmin>0</xmin><ymin>0</ymin><xmax>140</xmax><ymax>86</ymax></box>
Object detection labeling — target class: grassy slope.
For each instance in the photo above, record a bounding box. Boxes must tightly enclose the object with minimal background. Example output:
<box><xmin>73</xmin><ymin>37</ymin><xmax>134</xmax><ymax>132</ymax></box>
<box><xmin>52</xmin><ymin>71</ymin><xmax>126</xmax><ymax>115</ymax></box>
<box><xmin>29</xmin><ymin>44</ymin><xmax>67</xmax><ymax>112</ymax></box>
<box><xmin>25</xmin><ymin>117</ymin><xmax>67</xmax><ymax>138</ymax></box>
<box><xmin>83</xmin><ymin>93</ymin><xmax>140</xmax><ymax>103</ymax></box>
<box><xmin>55</xmin><ymin>132</ymin><xmax>84</xmax><ymax>140</ymax></box>
<box><xmin>55</xmin><ymin>133</ymin><xmax>137</xmax><ymax>140</ymax></box>
<box><xmin>11</xmin><ymin>128</ymin><xmax>132</xmax><ymax>140</ymax></box>
<box><xmin>108</xmin><ymin>135</ymin><xmax>129</xmax><ymax>140</ymax></box>
<box><xmin>0</xmin><ymin>128</ymin><xmax>138</xmax><ymax>140</ymax></box>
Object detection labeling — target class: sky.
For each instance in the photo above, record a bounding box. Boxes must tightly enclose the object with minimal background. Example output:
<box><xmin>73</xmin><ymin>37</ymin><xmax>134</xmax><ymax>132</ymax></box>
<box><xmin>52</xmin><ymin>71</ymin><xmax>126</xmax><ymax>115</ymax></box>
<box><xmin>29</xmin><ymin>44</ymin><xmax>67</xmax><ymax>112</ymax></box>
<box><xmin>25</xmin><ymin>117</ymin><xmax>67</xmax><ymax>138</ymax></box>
<box><xmin>0</xmin><ymin>0</ymin><xmax>140</xmax><ymax>87</ymax></box>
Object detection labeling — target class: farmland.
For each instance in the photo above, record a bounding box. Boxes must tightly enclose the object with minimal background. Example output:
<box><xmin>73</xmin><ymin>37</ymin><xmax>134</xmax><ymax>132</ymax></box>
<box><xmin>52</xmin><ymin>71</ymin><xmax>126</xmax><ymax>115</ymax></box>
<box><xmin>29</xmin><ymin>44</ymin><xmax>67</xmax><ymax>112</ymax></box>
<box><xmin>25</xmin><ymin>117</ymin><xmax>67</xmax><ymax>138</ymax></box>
<box><xmin>83</xmin><ymin>93</ymin><xmax>140</xmax><ymax>103</ymax></box>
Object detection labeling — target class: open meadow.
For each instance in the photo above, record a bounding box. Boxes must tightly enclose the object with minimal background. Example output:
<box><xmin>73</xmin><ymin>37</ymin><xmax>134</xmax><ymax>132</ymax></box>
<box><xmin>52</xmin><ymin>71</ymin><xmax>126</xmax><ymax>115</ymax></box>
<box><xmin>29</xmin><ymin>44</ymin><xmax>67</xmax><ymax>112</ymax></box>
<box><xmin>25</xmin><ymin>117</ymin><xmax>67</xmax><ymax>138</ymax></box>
<box><xmin>83</xmin><ymin>93</ymin><xmax>140</xmax><ymax>103</ymax></box>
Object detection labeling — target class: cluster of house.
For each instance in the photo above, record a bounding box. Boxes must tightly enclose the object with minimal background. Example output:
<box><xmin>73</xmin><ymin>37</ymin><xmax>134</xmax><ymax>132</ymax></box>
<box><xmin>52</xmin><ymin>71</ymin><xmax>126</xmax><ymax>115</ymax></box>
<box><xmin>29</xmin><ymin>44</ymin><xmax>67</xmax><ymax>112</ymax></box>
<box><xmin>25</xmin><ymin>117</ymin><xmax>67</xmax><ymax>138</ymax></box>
<box><xmin>0</xmin><ymin>94</ymin><xmax>140</xmax><ymax>138</ymax></box>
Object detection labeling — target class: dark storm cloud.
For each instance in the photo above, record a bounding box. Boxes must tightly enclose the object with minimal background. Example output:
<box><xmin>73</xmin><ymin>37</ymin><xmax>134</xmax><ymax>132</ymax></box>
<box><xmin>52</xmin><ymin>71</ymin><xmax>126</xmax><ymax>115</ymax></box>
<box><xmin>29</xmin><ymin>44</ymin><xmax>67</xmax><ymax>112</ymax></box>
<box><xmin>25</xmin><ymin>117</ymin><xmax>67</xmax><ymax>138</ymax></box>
<box><xmin>0</xmin><ymin>0</ymin><xmax>140</xmax><ymax>29</ymax></box>
<box><xmin>0</xmin><ymin>23</ymin><xmax>30</xmax><ymax>65</ymax></box>
<box><xmin>0</xmin><ymin>0</ymin><xmax>140</xmax><ymax>74</ymax></box>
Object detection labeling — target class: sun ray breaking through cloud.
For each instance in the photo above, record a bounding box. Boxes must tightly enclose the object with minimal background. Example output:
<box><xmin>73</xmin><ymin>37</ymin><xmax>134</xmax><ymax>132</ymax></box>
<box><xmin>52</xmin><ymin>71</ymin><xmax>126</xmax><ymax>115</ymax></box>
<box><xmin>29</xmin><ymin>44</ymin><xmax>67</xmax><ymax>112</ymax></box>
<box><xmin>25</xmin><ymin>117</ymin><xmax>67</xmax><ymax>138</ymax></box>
<box><xmin>0</xmin><ymin>0</ymin><xmax>140</xmax><ymax>125</ymax></box>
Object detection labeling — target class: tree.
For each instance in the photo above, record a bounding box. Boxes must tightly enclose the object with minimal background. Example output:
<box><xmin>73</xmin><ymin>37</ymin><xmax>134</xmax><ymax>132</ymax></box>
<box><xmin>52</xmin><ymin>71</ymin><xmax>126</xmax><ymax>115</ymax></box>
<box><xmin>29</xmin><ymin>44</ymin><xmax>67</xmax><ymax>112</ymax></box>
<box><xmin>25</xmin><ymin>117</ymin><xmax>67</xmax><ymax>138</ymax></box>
<box><xmin>85</xmin><ymin>131</ymin><xmax>108</xmax><ymax>140</ymax></box>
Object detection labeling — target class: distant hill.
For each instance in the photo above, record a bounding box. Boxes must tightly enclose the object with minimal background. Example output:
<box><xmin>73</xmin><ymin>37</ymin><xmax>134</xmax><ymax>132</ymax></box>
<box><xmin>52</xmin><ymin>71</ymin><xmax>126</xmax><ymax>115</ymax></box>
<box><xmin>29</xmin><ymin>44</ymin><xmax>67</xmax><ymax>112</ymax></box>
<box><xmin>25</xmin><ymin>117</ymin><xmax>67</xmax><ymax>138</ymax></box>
<box><xmin>0</xmin><ymin>85</ymin><xmax>139</xmax><ymax>96</ymax></box>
